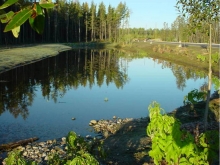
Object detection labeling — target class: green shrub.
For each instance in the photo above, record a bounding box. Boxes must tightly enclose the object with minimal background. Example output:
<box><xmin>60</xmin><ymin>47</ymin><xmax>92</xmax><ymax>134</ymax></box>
<box><xmin>49</xmin><ymin>131</ymin><xmax>99</xmax><ymax>164</ymax></box>
<box><xmin>197</xmin><ymin>54</ymin><xmax>206</xmax><ymax>62</ymax></box>
<box><xmin>183</xmin><ymin>89</ymin><xmax>206</xmax><ymax>105</ymax></box>
<box><xmin>3</xmin><ymin>149</ymin><xmax>37</xmax><ymax>165</ymax></box>
<box><xmin>211</xmin><ymin>52</ymin><xmax>219</xmax><ymax>63</ymax></box>
<box><xmin>212</xmin><ymin>76</ymin><xmax>220</xmax><ymax>92</ymax></box>
<box><xmin>146</xmin><ymin>101</ymin><xmax>218</xmax><ymax>165</ymax></box>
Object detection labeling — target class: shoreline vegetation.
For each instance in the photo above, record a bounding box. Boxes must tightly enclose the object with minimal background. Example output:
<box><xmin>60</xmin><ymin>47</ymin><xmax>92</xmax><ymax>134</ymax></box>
<box><xmin>0</xmin><ymin>42</ymin><xmax>219</xmax><ymax>164</ymax></box>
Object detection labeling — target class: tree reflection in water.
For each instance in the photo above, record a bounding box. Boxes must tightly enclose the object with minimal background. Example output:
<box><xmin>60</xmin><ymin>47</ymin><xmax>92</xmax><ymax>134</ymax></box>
<box><xmin>152</xmin><ymin>58</ymin><xmax>219</xmax><ymax>91</ymax></box>
<box><xmin>0</xmin><ymin>49</ymin><xmax>129</xmax><ymax>119</ymax></box>
<box><xmin>0</xmin><ymin>49</ymin><xmax>219</xmax><ymax>120</ymax></box>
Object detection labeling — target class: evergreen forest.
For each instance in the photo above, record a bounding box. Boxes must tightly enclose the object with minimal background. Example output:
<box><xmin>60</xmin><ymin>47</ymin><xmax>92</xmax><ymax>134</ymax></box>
<box><xmin>0</xmin><ymin>0</ymin><xmax>219</xmax><ymax>46</ymax></box>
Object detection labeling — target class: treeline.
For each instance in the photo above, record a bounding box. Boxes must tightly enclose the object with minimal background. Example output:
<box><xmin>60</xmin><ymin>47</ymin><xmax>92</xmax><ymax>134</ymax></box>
<box><xmin>128</xmin><ymin>16</ymin><xmax>220</xmax><ymax>43</ymax></box>
<box><xmin>0</xmin><ymin>0</ymin><xmax>130</xmax><ymax>45</ymax></box>
<box><xmin>0</xmin><ymin>0</ymin><xmax>219</xmax><ymax>46</ymax></box>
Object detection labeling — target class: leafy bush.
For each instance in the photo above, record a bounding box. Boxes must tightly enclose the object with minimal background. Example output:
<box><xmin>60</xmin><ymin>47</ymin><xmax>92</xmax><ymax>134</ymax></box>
<box><xmin>146</xmin><ymin>101</ymin><xmax>219</xmax><ymax>165</ymax></box>
<box><xmin>197</xmin><ymin>54</ymin><xmax>206</xmax><ymax>62</ymax></box>
<box><xmin>197</xmin><ymin>53</ymin><xmax>219</xmax><ymax>64</ymax></box>
<box><xmin>49</xmin><ymin>131</ymin><xmax>99</xmax><ymax>165</ymax></box>
<box><xmin>3</xmin><ymin>149</ymin><xmax>37</xmax><ymax>165</ymax></box>
<box><xmin>212</xmin><ymin>76</ymin><xmax>220</xmax><ymax>92</ymax></box>
<box><xmin>211</xmin><ymin>52</ymin><xmax>219</xmax><ymax>63</ymax></box>
<box><xmin>183</xmin><ymin>89</ymin><xmax>206</xmax><ymax>105</ymax></box>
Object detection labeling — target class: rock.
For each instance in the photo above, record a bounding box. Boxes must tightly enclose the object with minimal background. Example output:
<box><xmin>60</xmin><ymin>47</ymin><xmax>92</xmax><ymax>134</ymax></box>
<box><xmin>89</xmin><ymin>120</ymin><xmax>97</xmax><ymax>125</ymax></box>
<box><xmin>86</xmin><ymin>135</ymin><xmax>93</xmax><ymax>140</ymax></box>
<box><xmin>61</xmin><ymin>137</ymin><xmax>66</xmax><ymax>143</ymax></box>
<box><xmin>44</xmin><ymin>156</ymin><xmax>49</xmax><ymax>161</ymax></box>
<box><xmin>41</xmin><ymin>152</ymin><xmax>47</xmax><ymax>157</ymax></box>
<box><xmin>103</xmin><ymin>131</ymin><xmax>109</xmax><ymax>138</ymax></box>
<box><xmin>22</xmin><ymin>151</ymin><xmax>28</xmax><ymax>156</ymax></box>
<box><xmin>47</xmin><ymin>140</ymin><xmax>53</xmax><ymax>144</ymax></box>
<box><xmin>32</xmin><ymin>146</ymin><xmax>38</xmax><ymax>150</ymax></box>
<box><xmin>26</xmin><ymin>145</ymin><xmax>31</xmax><ymax>149</ymax></box>
<box><xmin>38</xmin><ymin>142</ymin><xmax>45</xmax><ymax>147</ymax></box>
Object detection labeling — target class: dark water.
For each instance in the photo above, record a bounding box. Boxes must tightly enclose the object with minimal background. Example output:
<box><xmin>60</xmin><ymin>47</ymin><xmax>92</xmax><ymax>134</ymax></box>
<box><xmin>0</xmin><ymin>49</ymin><xmax>213</xmax><ymax>144</ymax></box>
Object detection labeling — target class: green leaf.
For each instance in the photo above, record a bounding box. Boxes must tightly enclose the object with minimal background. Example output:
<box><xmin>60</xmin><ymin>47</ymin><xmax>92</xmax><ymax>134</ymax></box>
<box><xmin>29</xmin><ymin>15</ymin><xmax>45</xmax><ymax>34</ymax></box>
<box><xmin>4</xmin><ymin>9</ymin><xmax>33</xmax><ymax>32</ymax></box>
<box><xmin>158</xmin><ymin>141</ymin><xmax>165</xmax><ymax>151</ymax></box>
<box><xmin>0</xmin><ymin>0</ymin><xmax>18</xmax><ymax>10</ymax></box>
<box><xmin>29</xmin><ymin>16</ymin><xmax>36</xmax><ymax>30</ymax></box>
<box><xmin>0</xmin><ymin>9</ymin><xmax>5</xmax><ymax>15</ymax></box>
<box><xmin>12</xmin><ymin>26</ymin><xmax>20</xmax><ymax>38</ymax></box>
<box><xmin>179</xmin><ymin>157</ymin><xmax>188</xmax><ymax>164</ymax></box>
<box><xmin>0</xmin><ymin>11</ymin><xmax>14</xmax><ymax>23</ymax></box>
<box><xmin>39</xmin><ymin>2</ymin><xmax>54</xmax><ymax>9</ymax></box>
<box><xmin>36</xmin><ymin>4</ymin><xmax>43</xmax><ymax>15</ymax></box>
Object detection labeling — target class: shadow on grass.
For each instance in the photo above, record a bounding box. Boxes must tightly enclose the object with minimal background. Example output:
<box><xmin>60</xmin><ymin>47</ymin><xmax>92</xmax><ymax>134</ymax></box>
<box><xmin>67</xmin><ymin>42</ymin><xmax>116</xmax><ymax>49</ymax></box>
<box><xmin>98</xmin><ymin>117</ymin><xmax>154</xmax><ymax>165</ymax></box>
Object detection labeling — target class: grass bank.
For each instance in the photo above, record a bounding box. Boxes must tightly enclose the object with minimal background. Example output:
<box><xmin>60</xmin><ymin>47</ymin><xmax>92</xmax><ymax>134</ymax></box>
<box><xmin>0</xmin><ymin>44</ymin><xmax>72</xmax><ymax>74</ymax></box>
<box><xmin>119</xmin><ymin>42</ymin><xmax>219</xmax><ymax>77</ymax></box>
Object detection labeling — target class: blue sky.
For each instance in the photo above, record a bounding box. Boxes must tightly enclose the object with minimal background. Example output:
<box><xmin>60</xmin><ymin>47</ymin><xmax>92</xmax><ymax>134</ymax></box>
<box><xmin>80</xmin><ymin>0</ymin><xmax>180</xmax><ymax>29</ymax></box>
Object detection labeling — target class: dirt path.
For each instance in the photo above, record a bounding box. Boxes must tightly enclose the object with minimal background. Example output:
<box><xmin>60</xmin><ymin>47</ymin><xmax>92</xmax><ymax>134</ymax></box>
<box><xmin>0</xmin><ymin>44</ymin><xmax>72</xmax><ymax>74</ymax></box>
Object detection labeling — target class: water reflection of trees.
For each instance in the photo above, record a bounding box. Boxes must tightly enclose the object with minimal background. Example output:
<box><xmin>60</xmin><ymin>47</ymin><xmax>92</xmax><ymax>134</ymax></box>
<box><xmin>1</xmin><ymin>49</ymin><xmax>217</xmax><ymax>119</ymax></box>
<box><xmin>0</xmin><ymin>49</ymin><xmax>129</xmax><ymax>119</ymax></box>
<box><xmin>152</xmin><ymin>58</ymin><xmax>214</xmax><ymax>90</ymax></box>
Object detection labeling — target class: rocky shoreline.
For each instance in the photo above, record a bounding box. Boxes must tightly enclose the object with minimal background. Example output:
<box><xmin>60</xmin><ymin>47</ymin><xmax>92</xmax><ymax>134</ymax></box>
<box><xmin>0</xmin><ymin>116</ymin><xmax>136</xmax><ymax>164</ymax></box>
<box><xmin>0</xmin><ymin>91</ymin><xmax>219</xmax><ymax>164</ymax></box>
<box><xmin>1</xmin><ymin>114</ymin><xmax>218</xmax><ymax>164</ymax></box>
<box><xmin>89</xmin><ymin>116</ymin><xmax>136</xmax><ymax>138</ymax></box>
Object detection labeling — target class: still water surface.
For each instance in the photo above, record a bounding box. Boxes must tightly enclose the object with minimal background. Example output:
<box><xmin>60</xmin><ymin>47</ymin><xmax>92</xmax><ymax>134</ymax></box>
<box><xmin>0</xmin><ymin>49</ymin><xmax>211</xmax><ymax>144</ymax></box>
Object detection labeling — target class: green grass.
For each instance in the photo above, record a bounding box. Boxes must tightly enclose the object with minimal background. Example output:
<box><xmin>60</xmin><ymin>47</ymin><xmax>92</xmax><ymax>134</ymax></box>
<box><xmin>120</xmin><ymin>42</ymin><xmax>219</xmax><ymax>77</ymax></box>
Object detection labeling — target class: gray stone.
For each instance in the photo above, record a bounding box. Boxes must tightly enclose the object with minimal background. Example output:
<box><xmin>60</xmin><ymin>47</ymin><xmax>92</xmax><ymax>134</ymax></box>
<box><xmin>90</xmin><ymin>120</ymin><xmax>97</xmax><ymax>125</ymax></box>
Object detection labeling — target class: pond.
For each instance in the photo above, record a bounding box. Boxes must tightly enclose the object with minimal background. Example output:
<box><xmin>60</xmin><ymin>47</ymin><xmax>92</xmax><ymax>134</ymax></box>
<box><xmin>0</xmin><ymin>49</ymin><xmax>213</xmax><ymax>144</ymax></box>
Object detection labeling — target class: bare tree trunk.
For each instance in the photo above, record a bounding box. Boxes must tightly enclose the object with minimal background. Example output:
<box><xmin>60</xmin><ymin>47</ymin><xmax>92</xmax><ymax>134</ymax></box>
<box><xmin>0</xmin><ymin>137</ymin><xmax>39</xmax><ymax>151</ymax></box>
<box><xmin>48</xmin><ymin>15</ymin><xmax>50</xmax><ymax>42</ymax></box>
<box><xmin>85</xmin><ymin>12</ymin><xmax>87</xmax><ymax>42</ymax></box>
<box><xmin>66</xmin><ymin>12</ymin><xmax>69</xmax><ymax>43</ymax></box>
<box><xmin>54</xmin><ymin>7</ymin><xmax>58</xmax><ymax>42</ymax></box>
<box><xmin>204</xmin><ymin>23</ymin><xmax>212</xmax><ymax>131</ymax></box>
<box><xmin>105</xmin><ymin>21</ymin><xmax>107</xmax><ymax>40</ymax></box>
<box><xmin>78</xmin><ymin>19</ymin><xmax>81</xmax><ymax>42</ymax></box>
